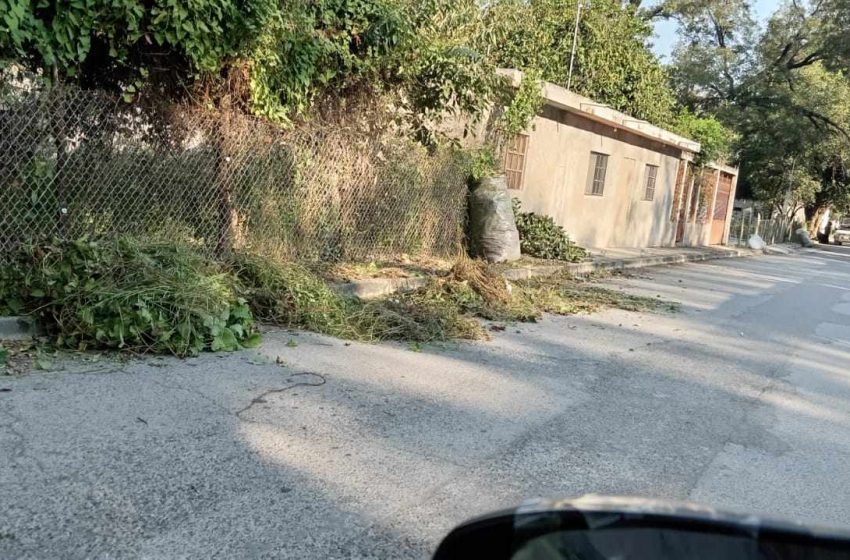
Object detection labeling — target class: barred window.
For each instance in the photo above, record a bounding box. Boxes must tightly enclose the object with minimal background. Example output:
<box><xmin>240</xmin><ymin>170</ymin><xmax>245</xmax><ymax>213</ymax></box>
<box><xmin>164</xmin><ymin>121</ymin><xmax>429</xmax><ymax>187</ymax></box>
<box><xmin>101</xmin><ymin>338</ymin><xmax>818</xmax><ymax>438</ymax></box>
<box><xmin>643</xmin><ymin>164</ymin><xmax>658</xmax><ymax>201</ymax></box>
<box><xmin>585</xmin><ymin>152</ymin><xmax>608</xmax><ymax>196</ymax></box>
<box><xmin>504</xmin><ymin>134</ymin><xmax>529</xmax><ymax>190</ymax></box>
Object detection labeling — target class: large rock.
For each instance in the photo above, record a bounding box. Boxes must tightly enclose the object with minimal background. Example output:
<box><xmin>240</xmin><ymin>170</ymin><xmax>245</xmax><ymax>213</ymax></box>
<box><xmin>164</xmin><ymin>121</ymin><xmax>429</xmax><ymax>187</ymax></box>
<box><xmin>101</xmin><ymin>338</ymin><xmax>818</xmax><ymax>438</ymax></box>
<box><xmin>468</xmin><ymin>175</ymin><xmax>521</xmax><ymax>263</ymax></box>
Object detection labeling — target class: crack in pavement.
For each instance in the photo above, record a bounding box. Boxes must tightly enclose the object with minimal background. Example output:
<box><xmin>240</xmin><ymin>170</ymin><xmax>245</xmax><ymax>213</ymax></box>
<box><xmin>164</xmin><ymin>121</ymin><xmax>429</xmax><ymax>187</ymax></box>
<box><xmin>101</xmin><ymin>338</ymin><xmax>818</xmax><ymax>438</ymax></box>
<box><xmin>0</xmin><ymin>404</ymin><xmax>45</xmax><ymax>473</ymax></box>
<box><xmin>235</xmin><ymin>372</ymin><xmax>327</xmax><ymax>423</ymax></box>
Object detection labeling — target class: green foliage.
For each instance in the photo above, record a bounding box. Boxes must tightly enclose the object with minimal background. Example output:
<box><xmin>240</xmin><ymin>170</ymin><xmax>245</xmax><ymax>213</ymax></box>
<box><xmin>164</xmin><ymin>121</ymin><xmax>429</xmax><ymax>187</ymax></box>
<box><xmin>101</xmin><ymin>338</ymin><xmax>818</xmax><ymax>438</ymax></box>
<box><xmin>500</xmin><ymin>68</ymin><xmax>544</xmax><ymax>138</ymax></box>
<box><xmin>673</xmin><ymin>110</ymin><xmax>735</xmax><ymax>166</ymax></box>
<box><xmin>0</xmin><ymin>237</ymin><xmax>259</xmax><ymax>356</ymax></box>
<box><xmin>249</xmin><ymin>0</ymin><xmax>499</xmax><ymax>132</ymax></box>
<box><xmin>467</xmin><ymin>147</ymin><xmax>498</xmax><ymax>185</ymax></box>
<box><xmin>512</xmin><ymin>199</ymin><xmax>588</xmax><ymax>262</ymax></box>
<box><xmin>666</xmin><ymin>0</ymin><xmax>850</xmax><ymax>215</ymax></box>
<box><xmin>1</xmin><ymin>0</ymin><xmax>681</xmax><ymax>137</ymax></box>
<box><xmin>0</xmin><ymin>0</ymin><xmax>271</xmax><ymax>90</ymax></box>
<box><xmin>249</xmin><ymin>0</ymin><xmax>410</xmax><ymax>122</ymax></box>
<box><xmin>481</xmin><ymin>0</ymin><xmax>677</xmax><ymax>126</ymax></box>
<box><xmin>229</xmin><ymin>252</ymin><xmax>363</xmax><ymax>339</ymax></box>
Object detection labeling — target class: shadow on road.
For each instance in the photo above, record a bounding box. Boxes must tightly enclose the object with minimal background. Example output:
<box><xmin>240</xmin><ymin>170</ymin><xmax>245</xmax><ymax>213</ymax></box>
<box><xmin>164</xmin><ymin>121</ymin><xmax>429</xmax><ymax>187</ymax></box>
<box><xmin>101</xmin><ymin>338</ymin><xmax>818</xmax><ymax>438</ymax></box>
<box><xmin>3</xmin><ymin>251</ymin><xmax>850</xmax><ymax>559</ymax></box>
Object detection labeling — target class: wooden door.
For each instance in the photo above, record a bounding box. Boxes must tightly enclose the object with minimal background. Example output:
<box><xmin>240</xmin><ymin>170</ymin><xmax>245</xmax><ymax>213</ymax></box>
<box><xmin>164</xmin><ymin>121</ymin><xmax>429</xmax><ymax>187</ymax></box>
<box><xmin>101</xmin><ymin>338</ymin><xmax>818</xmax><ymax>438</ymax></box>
<box><xmin>674</xmin><ymin>162</ymin><xmax>690</xmax><ymax>243</ymax></box>
<box><xmin>710</xmin><ymin>172</ymin><xmax>734</xmax><ymax>244</ymax></box>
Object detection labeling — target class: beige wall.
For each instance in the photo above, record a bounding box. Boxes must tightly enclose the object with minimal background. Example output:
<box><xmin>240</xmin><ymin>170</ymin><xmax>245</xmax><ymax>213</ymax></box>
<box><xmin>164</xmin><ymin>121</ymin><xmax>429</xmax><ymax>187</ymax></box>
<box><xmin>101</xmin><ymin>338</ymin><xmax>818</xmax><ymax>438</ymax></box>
<box><xmin>513</xmin><ymin>107</ymin><xmax>684</xmax><ymax>249</ymax></box>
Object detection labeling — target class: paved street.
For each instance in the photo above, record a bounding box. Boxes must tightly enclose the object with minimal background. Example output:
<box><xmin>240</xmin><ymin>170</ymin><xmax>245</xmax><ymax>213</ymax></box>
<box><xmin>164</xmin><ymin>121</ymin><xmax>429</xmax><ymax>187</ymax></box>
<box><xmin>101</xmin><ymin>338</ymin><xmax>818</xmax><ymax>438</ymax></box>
<box><xmin>3</xmin><ymin>247</ymin><xmax>850</xmax><ymax>559</ymax></box>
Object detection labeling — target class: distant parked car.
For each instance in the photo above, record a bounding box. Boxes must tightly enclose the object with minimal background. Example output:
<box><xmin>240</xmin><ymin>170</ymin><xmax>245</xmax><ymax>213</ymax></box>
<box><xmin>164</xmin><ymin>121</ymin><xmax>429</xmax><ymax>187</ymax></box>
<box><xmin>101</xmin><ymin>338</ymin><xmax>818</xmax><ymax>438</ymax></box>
<box><xmin>834</xmin><ymin>219</ymin><xmax>850</xmax><ymax>245</ymax></box>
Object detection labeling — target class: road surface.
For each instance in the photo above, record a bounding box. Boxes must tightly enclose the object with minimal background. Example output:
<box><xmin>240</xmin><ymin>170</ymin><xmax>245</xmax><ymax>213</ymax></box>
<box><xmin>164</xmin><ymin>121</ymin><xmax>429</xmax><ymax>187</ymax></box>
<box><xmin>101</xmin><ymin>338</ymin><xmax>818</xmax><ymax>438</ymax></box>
<box><xmin>3</xmin><ymin>246</ymin><xmax>850</xmax><ymax>558</ymax></box>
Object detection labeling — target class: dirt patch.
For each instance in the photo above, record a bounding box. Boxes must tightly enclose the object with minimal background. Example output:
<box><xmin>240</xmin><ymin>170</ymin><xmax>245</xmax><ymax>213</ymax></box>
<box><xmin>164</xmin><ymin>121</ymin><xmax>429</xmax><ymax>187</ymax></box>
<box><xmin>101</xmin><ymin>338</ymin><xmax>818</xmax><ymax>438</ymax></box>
<box><xmin>0</xmin><ymin>341</ymin><xmax>36</xmax><ymax>375</ymax></box>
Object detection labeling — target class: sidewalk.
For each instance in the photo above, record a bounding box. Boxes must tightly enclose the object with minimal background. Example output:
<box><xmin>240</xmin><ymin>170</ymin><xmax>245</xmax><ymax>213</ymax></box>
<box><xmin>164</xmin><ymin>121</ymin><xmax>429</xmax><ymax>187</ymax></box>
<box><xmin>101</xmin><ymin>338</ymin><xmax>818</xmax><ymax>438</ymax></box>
<box><xmin>504</xmin><ymin>245</ymin><xmax>754</xmax><ymax>280</ymax></box>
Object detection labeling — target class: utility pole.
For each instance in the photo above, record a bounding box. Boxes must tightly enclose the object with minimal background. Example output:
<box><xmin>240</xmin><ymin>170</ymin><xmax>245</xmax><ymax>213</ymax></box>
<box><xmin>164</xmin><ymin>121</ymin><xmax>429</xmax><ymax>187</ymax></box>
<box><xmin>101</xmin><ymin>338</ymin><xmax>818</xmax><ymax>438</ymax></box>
<box><xmin>567</xmin><ymin>1</ymin><xmax>584</xmax><ymax>91</ymax></box>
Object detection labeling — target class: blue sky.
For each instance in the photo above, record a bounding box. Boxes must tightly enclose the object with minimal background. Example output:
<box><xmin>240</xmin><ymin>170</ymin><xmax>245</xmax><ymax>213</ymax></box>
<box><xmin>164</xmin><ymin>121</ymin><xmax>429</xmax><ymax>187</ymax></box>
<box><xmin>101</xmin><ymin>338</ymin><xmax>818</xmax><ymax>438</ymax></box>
<box><xmin>651</xmin><ymin>0</ymin><xmax>782</xmax><ymax>61</ymax></box>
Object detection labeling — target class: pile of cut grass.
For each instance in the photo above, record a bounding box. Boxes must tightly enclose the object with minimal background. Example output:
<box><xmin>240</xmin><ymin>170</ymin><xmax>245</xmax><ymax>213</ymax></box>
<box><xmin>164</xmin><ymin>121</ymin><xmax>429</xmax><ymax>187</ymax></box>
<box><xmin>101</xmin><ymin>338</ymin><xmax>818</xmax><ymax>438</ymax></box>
<box><xmin>512</xmin><ymin>272</ymin><xmax>678</xmax><ymax>316</ymax></box>
<box><xmin>1</xmin><ymin>237</ymin><xmax>259</xmax><ymax>356</ymax></box>
<box><xmin>232</xmin><ymin>253</ymin><xmax>677</xmax><ymax>344</ymax></box>
<box><xmin>229</xmin><ymin>252</ymin><xmax>362</xmax><ymax>339</ymax></box>
<box><xmin>0</xmin><ymin>240</ymin><xmax>678</xmax><ymax>359</ymax></box>
<box><xmin>231</xmin><ymin>252</ymin><xmax>487</xmax><ymax>342</ymax></box>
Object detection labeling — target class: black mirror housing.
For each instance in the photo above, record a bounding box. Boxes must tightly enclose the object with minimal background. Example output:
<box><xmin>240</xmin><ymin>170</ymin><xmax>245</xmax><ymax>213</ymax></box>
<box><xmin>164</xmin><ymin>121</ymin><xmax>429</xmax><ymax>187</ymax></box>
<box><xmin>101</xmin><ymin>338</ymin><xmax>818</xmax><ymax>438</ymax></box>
<box><xmin>434</xmin><ymin>496</ymin><xmax>850</xmax><ymax>560</ymax></box>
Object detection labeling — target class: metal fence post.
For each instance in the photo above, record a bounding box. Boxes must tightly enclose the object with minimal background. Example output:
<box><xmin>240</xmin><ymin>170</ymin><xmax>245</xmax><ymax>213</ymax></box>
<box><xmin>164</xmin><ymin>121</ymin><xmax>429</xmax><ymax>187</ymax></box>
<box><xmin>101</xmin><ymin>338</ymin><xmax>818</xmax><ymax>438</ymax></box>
<box><xmin>739</xmin><ymin>212</ymin><xmax>747</xmax><ymax>246</ymax></box>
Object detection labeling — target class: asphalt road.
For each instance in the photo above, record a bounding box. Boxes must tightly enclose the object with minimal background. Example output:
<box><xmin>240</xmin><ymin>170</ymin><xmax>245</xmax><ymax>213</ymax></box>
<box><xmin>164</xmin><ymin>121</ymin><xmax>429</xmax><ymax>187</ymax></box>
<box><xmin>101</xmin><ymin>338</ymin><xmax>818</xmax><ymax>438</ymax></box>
<box><xmin>3</xmin><ymin>246</ymin><xmax>850</xmax><ymax>559</ymax></box>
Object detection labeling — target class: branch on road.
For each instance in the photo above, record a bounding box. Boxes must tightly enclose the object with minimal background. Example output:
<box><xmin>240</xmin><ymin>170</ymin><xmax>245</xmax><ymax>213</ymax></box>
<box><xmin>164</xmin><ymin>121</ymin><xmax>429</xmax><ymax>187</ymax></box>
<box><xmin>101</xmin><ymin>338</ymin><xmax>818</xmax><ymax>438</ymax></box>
<box><xmin>236</xmin><ymin>372</ymin><xmax>327</xmax><ymax>422</ymax></box>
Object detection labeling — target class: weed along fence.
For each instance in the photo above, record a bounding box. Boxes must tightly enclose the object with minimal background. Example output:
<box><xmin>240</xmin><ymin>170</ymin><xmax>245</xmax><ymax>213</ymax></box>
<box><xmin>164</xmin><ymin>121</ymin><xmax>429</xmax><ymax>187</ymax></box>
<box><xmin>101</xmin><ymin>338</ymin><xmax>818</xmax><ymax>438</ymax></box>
<box><xmin>0</xmin><ymin>85</ymin><xmax>469</xmax><ymax>262</ymax></box>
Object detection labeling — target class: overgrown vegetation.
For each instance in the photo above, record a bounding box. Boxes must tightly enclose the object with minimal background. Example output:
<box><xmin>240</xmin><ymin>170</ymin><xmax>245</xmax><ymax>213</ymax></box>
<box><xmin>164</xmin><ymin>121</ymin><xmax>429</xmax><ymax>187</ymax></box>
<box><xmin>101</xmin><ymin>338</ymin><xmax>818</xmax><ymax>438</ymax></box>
<box><xmin>1</xmin><ymin>0</ymin><xmax>685</xmax><ymax>139</ymax></box>
<box><xmin>0</xmin><ymin>237</ymin><xmax>260</xmax><ymax>356</ymax></box>
<box><xmin>0</xmin><ymin>238</ymin><xmax>674</xmax><ymax>355</ymax></box>
<box><xmin>499</xmin><ymin>69</ymin><xmax>545</xmax><ymax>138</ymax></box>
<box><xmin>672</xmin><ymin>110</ymin><xmax>735</xmax><ymax>167</ymax></box>
<box><xmin>236</xmin><ymin>253</ymin><xmax>673</xmax><ymax>343</ymax></box>
<box><xmin>512</xmin><ymin>200</ymin><xmax>588</xmax><ymax>262</ymax></box>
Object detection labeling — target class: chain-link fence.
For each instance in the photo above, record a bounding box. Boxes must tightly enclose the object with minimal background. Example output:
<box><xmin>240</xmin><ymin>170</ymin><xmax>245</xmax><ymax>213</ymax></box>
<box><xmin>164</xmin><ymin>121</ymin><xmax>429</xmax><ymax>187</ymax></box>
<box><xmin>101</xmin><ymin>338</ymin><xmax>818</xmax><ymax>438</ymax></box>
<box><xmin>728</xmin><ymin>211</ymin><xmax>793</xmax><ymax>247</ymax></box>
<box><xmin>0</xmin><ymin>84</ymin><xmax>470</xmax><ymax>262</ymax></box>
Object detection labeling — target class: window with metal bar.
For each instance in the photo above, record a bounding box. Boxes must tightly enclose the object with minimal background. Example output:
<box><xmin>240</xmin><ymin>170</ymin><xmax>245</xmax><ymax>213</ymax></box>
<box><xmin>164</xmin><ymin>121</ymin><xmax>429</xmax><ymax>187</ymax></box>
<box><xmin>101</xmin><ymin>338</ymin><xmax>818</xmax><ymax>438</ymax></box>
<box><xmin>643</xmin><ymin>164</ymin><xmax>658</xmax><ymax>201</ymax></box>
<box><xmin>585</xmin><ymin>152</ymin><xmax>608</xmax><ymax>196</ymax></box>
<box><xmin>504</xmin><ymin>134</ymin><xmax>529</xmax><ymax>190</ymax></box>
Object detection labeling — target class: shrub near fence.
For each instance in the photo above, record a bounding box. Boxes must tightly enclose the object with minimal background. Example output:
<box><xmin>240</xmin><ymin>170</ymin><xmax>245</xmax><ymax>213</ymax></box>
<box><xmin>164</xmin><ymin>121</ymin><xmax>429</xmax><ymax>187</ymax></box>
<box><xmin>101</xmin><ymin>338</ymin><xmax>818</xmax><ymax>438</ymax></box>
<box><xmin>0</xmin><ymin>85</ymin><xmax>470</xmax><ymax>262</ymax></box>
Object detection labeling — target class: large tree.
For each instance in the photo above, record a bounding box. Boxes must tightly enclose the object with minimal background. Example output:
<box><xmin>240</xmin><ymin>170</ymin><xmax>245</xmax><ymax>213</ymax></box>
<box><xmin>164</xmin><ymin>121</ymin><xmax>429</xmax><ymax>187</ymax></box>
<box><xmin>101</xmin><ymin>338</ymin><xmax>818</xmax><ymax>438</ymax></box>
<box><xmin>481</xmin><ymin>0</ymin><xmax>678</xmax><ymax>126</ymax></box>
<box><xmin>657</xmin><ymin>0</ymin><xmax>850</xmax><ymax>223</ymax></box>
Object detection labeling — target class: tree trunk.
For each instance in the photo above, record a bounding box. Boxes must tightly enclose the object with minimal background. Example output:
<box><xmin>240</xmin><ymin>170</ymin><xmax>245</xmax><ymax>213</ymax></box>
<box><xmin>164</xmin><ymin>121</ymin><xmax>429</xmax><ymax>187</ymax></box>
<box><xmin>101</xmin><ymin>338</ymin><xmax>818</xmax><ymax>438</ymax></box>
<box><xmin>805</xmin><ymin>205</ymin><xmax>826</xmax><ymax>237</ymax></box>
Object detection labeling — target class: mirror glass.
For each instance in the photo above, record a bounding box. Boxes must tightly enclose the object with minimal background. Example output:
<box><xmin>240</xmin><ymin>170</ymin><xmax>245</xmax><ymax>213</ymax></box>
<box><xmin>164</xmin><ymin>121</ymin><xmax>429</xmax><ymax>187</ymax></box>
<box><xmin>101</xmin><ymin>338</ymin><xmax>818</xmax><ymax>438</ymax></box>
<box><xmin>511</xmin><ymin>527</ymin><xmax>848</xmax><ymax>560</ymax></box>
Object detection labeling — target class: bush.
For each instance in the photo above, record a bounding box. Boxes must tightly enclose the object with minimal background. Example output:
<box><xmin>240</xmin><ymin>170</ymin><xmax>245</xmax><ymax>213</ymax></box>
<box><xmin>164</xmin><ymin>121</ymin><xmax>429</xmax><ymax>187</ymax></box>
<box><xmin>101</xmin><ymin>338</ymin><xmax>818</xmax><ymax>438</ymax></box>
<box><xmin>0</xmin><ymin>237</ymin><xmax>259</xmax><ymax>356</ymax></box>
<box><xmin>512</xmin><ymin>199</ymin><xmax>588</xmax><ymax>262</ymax></box>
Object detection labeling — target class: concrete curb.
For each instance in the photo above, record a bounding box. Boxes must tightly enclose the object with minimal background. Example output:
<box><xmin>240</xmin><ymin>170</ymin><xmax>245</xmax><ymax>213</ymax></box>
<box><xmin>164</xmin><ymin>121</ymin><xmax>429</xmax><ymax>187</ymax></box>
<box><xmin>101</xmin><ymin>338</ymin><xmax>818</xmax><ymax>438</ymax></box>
<box><xmin>0</xmin><ymin>316</ymin><xmax>34</xmax><ymax>341</ymax></box>
<box><xmin>335</xmin><ymin>277</ymin><xmax>429</xmax><ymax>299</ymax></box>
<box><xmin>337</xmin><ymin>247</ymin><xmax>760</xmax><ymax>300</ymax></box>
<box><xmin>565</xmin><ymin>247</ymin><xmax>753</xmax><ymax>276</ymax></box>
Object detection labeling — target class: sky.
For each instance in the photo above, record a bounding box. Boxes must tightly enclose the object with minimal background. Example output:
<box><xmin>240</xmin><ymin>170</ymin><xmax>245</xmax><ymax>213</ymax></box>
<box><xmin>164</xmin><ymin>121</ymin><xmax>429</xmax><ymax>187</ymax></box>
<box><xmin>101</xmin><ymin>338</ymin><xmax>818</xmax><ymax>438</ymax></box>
<box><xmin>650</xmin><ymin>0</ymin><xmax>783</xmax><ymax>61</ymax></box>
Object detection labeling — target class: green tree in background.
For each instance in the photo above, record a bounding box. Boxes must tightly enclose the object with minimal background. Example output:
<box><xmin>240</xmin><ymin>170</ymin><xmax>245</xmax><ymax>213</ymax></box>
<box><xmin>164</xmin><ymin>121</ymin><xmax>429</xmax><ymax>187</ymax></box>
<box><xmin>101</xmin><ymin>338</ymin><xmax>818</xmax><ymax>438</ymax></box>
<box><xmin>657</xmin><ymin>0</ymin><xmax>850</xmax><ymax>225</ymax></box>
<box><xmin>481</xmin><ymin>0</ymin><xmax>677</xmax><ymax>126</ymax></box>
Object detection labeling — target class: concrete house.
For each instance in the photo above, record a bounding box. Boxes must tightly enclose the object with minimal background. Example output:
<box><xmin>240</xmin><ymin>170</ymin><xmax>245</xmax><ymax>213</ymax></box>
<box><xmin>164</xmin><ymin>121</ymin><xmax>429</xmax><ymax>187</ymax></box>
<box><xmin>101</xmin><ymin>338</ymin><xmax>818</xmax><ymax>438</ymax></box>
<box><xmin>499</xmin><ymin>69</ymin><xmax>738</xmax><ymax>250</ymax></box>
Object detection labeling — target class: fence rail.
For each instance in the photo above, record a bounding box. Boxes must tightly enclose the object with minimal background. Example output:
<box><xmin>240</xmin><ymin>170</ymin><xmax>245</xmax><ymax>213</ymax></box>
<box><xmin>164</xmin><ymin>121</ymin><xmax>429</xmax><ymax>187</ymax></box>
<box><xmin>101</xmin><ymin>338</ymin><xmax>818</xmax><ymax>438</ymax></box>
<box><xmin>727</xmin><ymin>212</ymin><xmax>793</xmax><ymax>247</ymax></box>
<box><xmin>0</xmin><ymin>85</ymin><xmax>469</xmax><ymax>262</ymax></box>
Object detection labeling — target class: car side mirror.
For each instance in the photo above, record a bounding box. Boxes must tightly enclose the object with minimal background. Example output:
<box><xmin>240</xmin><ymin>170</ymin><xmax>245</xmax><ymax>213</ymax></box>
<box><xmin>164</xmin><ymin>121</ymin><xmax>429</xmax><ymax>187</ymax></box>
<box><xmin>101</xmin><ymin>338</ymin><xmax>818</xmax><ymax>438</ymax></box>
<box><xmin>433</xmin><ymin>496</ymin><xmax>850</xmax><ymax>560</ymax></box>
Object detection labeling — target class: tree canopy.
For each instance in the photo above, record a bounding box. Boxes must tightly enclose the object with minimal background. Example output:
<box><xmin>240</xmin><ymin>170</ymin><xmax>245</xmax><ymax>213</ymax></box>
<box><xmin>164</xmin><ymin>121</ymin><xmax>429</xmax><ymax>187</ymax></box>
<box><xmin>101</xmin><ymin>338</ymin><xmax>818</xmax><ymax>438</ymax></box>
<box><xmin>656</xmin><ymin>0</ymin><xmax>850</xmax><ymax>220</ymax></box>
<box><xmin>480</xmin><ymin>0</ymin><xmax>678</xmax><ymax>126</ymax></box>
<box><xmin>1</xmin><ymin>0</ymin><xmax>691</xmax><ymax>135</ymax></box>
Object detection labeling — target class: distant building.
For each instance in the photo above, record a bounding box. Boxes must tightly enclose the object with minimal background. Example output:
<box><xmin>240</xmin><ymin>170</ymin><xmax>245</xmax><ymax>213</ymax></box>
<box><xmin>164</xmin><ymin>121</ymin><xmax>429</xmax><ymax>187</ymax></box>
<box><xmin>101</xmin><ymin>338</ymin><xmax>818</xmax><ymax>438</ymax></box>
<box><xmin>496</xmin><ymin>69</ymin><xmax>739</xmax><ymax>249</ymax></box>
